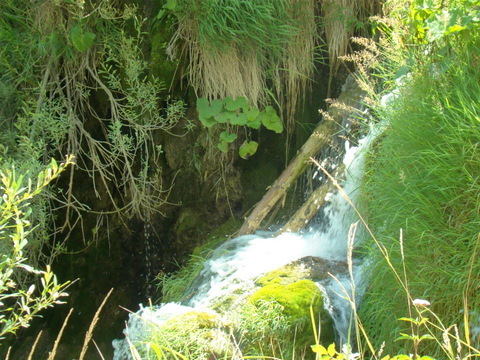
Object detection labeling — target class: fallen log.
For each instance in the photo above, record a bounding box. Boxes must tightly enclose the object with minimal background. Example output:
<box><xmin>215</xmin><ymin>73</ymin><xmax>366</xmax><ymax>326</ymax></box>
<box><xmin>236</xmin><ymin>118</ymin><xmax>338</xmax><ymax>236</ymax></box>
<box><xmin>237</xmin><ymin>75</ymin><xmax>365</xmax><ymax>236</ymax></box>
<box><xmin>277</xmin><ymin>164</ymin><xmax>344</xmax><ymax>234</ymax></box>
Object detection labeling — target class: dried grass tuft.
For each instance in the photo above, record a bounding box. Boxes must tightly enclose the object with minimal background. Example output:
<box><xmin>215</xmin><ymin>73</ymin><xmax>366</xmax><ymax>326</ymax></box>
<box><xmin>169</xmin><ymin>0</ymin><xmax>317</xmax><ymax>135</ymax></box>
<box><xmin>323</xmin><ymin>0</ymin><xmax>382</xmax><ymax>93</ymax></box>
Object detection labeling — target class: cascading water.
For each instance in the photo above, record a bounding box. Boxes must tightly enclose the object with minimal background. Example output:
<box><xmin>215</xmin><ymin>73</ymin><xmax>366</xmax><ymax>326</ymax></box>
<box><xmin>112</xmin><ymin>125</ymin><xmax>380</xmax><ymax>359</ymax></box>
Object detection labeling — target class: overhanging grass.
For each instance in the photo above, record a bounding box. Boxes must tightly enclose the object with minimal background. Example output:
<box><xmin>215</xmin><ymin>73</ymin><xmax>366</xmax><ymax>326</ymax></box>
<box><xmin>359</xmin><ymin>41</ymin><xmax>480</xmax><ymax>356</ymax></box>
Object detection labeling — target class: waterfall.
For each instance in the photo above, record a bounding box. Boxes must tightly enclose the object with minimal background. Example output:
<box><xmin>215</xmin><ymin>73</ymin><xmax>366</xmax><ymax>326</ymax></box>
<box><xmin>112</xmin><ymin>125</ymin><xmax>380</xmax><ymax>360</ymax></box>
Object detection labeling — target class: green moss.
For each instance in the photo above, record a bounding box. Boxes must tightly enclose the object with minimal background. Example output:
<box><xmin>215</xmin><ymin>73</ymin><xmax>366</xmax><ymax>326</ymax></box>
<box><xmin>250</xmin><ymin>280</ymin><xmax>320</xmax><ymax>320</ymax></box>
<box><xmin>255</xmin><ymin>263</ymin><xmax>310</xmax><ymax>287</ymax></box>
<box><xmin>149</xmin><ymin>24</ymin><xmax>179</xmax><ymax>90</ymax></box>
<box><xmin>166</xmin><ymin>310</ymin><xmax>219</xmax><ymax>329</ymax></box>
<box><xmin>249</xmin><ymin>279</ymin><xmax>334</xmax><ymax>354</ymax></box>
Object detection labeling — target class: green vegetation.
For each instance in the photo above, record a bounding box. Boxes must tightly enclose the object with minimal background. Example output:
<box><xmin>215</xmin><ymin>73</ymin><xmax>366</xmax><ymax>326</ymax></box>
<box><xmin>196</xmin><ymin>96</ymin><xmax>283</xmax><ymax>158</ymax></box>
<box><xmin>132</xmin><ymin>260</ymin><xmax>334</xmax><ymax>360</ymax></box>
<box><xmin>162</xmin><ymin>0</ymin><xmax>318</xmax><ymax>133</ymax></box>
<box><xmin>0</xmin><ymin>158</ymin><xmax>72</xmax><ymax>338</ymax></box>
<box><xmin>3</xmin><ymin>0</ymin><xmax>480</xmax><ymax>359</ymax></box>
<box><xmin>0</xmin><ymin>0</ymin><xmax>187</xmax><ymax>237</ymax></box>
<box><xmin>357</xmin><ymin>0</ymin><xmax>480</xmax><ymax>357</ymax></box>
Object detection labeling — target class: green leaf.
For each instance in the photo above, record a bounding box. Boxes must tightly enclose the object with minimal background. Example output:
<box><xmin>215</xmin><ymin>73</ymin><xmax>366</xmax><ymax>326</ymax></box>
<box><xmin>258</xmin><ymin>106</ymin><xmax>283</xmax><ymax>133</ymax></box>
<box><xmin>229</xmin><ymin>112</ymin><xmax>248</xmax><ymax>126</ymax></box>
<box><xmin>327</xmin><ymin>343</ymin><xmax>336</xmax><ymax>357</ymax></box>
<box><xmin>245</xmin><ymin>106</ymin><xmax>260</xmax><ymax>121</ymax></box>
<box><xmin>395</xmin><ymin>333</ymin><xmax>414</xmax><ymax>341</ymax></box>
<box><xmin>156</xmin><ymin>9</ymin><xmax>166</xmax><ymax>19</ymax></box>
<box><xmin>197</xmin><ymin>98</ymin><xmax>223</xmax><ymax>118</ymax></box>
<box><xmin>239</xmin><ymin>141</ymin><xmax>258</xmax><ymax>159</ymax></box>
<box><xmin>164</xmin><ymin>0</ymin><xmax>177</xmax><ymax>10</ymax></box>
<box><xmin>197</xmin><ymin>98</ymin><xmax>223</xmax><ymax>127</ymax></box>
<box><xmin>215</xmin><ymin>111</ymin><xmax>236</xmax><ymax>124</ymax></box>
<box><xmin>245</xmin><ymin>107</ymin><xmax>261</xmax><ymax>129</ymax></box>
<box><xmin>311</xmin><ymin>344</ymin><xmax>328</xmax><ymax>355</ymax></box>
<box><xmin>200</xmin><ymin>116</ymin><xmax>216</xmax><ymax>127</ymax></box>
<box><xmin>217</xmin><ymin>141</ymin><xmax>228</xmax><ymax>153</ymax></box>
<box><xmin>398</xmin><ymin>317</ymin><xmax>418</xmax><ymax>323</ymax></box>
<box><xmin>219</xmin><ymin>131</ymin><xmax>237</xmax><ymax>143</ymax></box>
<box><xmin>419</xmin><ymin>334</ymin><xmax>435</xmax><ymax>341</ymax></box>
<box><xmin>224</xmin><ymin>96</ymin><xmax>248</xmax><ymax>111</ymax></box>
<box><xmin>70</xmin><ymin>24</ymin><xmax>96</xmax><ymax>52</ymax></box>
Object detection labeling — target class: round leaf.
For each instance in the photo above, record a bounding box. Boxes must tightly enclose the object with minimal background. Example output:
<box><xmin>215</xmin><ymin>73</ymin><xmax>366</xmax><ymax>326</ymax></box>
<box><xmin>215</xmin><ymin>111</ymin><xmax>236</xmax><ymax>124</ymax></box>
<box><xmin>219</xmin><ymin>131</ymin><xmax>237</xmax><ymax>143</ymax></box>
<box><xmin>200</xmin><ymin>116</ymin><xmax>217</xmax><ymax>127</ymax></box>
<box><xmin>229</xmin><ymin>112</ymin><xmax>248</xmax><ymax>126</ymax></box>
<box><xmin>217</xmin><ymin>141</ymin><xmax>228</xmax><ymax>153</ymax></box>
<box><xmin>197</xmin><ymin>98</ymin><xmax>223</xmax><ymax>127</ymax></box>
<box><xmin>245</xmin><ymin>106</ymin><xmax>260</xmax><ymax>121</ymax></box>
<box><xmin>224</xmin><ymin>96</ymin><xmax>248</xmax><ymax>111</ymax></box>
<box><xmin>258</xmin><ymin>106</ymin><xmax>283</xmax><ymax>133</ymax></box>
<box><xmin>239</xmin><ymin>141</ymin><xmax>258</xmax><ymax>159</ymax></box>
<box><xmin>197</xmin><ymin>98</ymin><xmax>223</xmax><ymax>119</ymax></box>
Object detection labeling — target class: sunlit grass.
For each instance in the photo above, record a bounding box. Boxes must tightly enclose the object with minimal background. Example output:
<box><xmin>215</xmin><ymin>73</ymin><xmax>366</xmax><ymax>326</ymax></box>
<box><xmin>359</xmin><ymin>34</ymin><xmax>480</xmax><ymax>357</ymax></box>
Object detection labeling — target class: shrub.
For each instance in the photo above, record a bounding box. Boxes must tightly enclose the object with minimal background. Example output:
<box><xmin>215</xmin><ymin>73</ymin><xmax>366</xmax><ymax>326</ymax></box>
<box><xmin>0</xmin><ymin>157</ymin><xmax>72</xmax><ymax>339</ymax></box>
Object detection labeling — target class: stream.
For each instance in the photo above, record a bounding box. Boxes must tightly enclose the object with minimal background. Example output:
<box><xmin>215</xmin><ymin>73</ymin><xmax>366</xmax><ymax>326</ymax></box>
<box><xmin>112</xmin><ymin>123</ymin><xmax>379</xmax><ymax>359</ymax></box>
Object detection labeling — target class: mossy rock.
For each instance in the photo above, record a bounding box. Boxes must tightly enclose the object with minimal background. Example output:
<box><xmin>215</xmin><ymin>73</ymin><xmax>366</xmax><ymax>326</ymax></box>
<box><xmin>166</xmin><ymin>310</ymin><xmax>219</xmax><ymax>329</ymax></box>
<box><xmin>155</xmin><ymin>310</ymin><xmax>235</xmax><ymax>359</ymax></box>
<box><xmin>255</xmin><ymin>263</ymin><xmax>310</xmax><ymax>287</ymax></box>
<box><xmin>250</xmin><ymin>280</ymin><xmax>320</xmax><ymax>320</ymax></box>
<box><xmin>249</xmin><ymin>279</ymin><xmax>335</xmax><ymax>347</ymax></box>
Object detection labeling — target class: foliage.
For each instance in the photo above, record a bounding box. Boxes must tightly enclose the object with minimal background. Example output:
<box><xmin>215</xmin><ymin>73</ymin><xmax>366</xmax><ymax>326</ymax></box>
<box><xmin>196</xmin><ymin>96</ymin><xmax>283</xmax><ymax>159</ymax></box>
<box><xmin>163</xmin><ymin>0</ymin><xmax>318</xmax><ymax>134</ymax></box>
<box><xmin>0</xmin><ymin>0</ymin><xmax>189</xmax><ymax>270</ymax></box>
<box><xmin>125</xmin><ymin>295</ymin><xmax>315</xmax><ymax>360</ymax></box>
<box><xmin>0</xmin><ymin>157</ymin><xmax>72</xmax><ymax>339</ymax></box>
<box><xmin>408</xmin><ymin>0</ymin><xmax>480</xmax><ymax>43</ymax></box>
<box><xmin>355</xmin><ymin>1</ymin><xmax>480</xmax><ymax>357</ymax></box>
<box><xmin>156</xmin><ymin>254</ymin><xmax>206</xmax><ymax>304</ymax></box>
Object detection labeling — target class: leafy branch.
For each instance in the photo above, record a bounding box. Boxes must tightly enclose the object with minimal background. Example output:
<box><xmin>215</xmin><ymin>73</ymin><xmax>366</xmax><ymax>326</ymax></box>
<box><xmin>0</xmin><ymin>156</ymin><xmax>73</xmax><ymax>339</ymax></box>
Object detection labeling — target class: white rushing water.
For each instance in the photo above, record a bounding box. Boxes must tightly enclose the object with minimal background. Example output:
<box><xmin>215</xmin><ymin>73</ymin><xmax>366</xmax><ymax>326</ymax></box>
<box><xmin>113</xmin><ymin>126</ymin><xmax>379</xmax><ymax>360</ymax></box>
